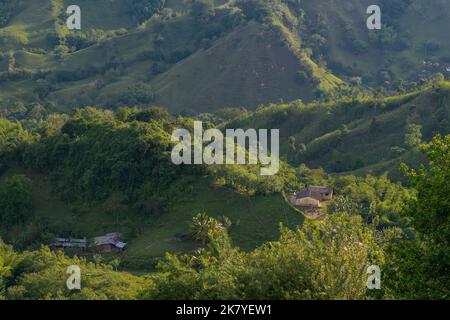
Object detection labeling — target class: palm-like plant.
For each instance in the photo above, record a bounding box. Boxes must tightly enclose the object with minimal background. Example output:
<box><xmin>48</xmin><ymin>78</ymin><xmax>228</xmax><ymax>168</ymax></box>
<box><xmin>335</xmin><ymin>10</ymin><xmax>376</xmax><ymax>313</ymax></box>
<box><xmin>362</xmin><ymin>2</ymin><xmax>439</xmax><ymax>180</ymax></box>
<box><xmin>189</xmin><ymin>213</ymin><xmax>220</xmax><ymax>245</ymax></box>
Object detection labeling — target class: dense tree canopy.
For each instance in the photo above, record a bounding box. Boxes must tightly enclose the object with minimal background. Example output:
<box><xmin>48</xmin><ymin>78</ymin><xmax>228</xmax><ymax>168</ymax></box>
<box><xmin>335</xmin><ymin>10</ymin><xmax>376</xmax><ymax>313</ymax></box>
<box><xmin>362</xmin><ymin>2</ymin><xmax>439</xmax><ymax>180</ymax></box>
<box><xmin>0</xmin><ymin>174</ymin><xmax>33</xmax><ymax>226</ymax></box>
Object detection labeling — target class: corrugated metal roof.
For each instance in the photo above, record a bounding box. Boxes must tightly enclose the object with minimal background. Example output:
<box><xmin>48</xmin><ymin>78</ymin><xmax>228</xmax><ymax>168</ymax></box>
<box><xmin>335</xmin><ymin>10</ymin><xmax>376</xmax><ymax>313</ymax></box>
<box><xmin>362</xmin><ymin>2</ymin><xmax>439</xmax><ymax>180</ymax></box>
<box><xmin>93</xmin><ymin>233</ymin><xmax>125</xmax><ymax>248</ymax></box>
<box><xmin>115</xmin><ymin>242</ymin><xmax>127</xmax><ymax>249</ymax></box>
<box><xmin>51</xmin><ymin>238</ymin><xmax>87</xmax><ymax>248</ymax></box>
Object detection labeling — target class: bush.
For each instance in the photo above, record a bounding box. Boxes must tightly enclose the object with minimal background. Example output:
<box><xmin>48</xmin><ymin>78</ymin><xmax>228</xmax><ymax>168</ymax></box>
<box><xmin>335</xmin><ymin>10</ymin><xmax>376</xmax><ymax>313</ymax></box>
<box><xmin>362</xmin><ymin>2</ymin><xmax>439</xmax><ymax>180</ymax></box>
<box><xmin>119</xmin><ymin>82</ymin><xmax>156</xmax><ymax>106</ymax></box>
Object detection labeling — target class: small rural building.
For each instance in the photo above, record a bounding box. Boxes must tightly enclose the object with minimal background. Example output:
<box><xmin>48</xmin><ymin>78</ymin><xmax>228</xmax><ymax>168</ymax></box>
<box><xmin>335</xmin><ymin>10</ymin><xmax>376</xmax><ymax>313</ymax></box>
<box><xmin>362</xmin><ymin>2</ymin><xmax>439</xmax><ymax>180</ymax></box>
<box><xmin>91</xmin><ymin>232</ymin><xmax>127</xmax><ymax>253</ymax></box>
<box><xmin>298</xmin><ymin>197</ymin><xmax>322</xmax><ymax>208</ymax></box>
<box><xmin>50</xmin><ymin>238</ymin><xmax>87</xmax><ymax>251</ymax></box>
<box><xmin>289</xmin><ymin>194</ymin><xmax>322</xmax><ymax>208</ymax></box>
<box><xmin>289</xmin><ymin>185</ymin><xmax>333</xmax><ymax>217</ymax></box>
<box><xmin>298</xmin><ymin>186</ymin><xmax>333</xmax><ymax>201</ymax></box>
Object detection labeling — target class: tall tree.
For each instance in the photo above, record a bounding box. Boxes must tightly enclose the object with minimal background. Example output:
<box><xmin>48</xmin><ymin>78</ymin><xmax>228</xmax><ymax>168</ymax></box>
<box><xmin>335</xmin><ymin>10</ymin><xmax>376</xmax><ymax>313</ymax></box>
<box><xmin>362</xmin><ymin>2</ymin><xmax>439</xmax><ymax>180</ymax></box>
<box><xmin>385</xmin><ymin>135</ymin><xmax>450</xmax><ymax>299</ymax></box>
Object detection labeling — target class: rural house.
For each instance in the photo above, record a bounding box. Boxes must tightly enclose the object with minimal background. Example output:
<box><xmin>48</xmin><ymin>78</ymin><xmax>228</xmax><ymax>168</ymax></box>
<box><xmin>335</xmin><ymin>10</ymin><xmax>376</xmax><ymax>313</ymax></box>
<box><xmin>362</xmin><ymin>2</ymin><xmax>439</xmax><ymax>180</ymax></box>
<box><xmin>50</xmin><ymin>238</ymin><xmax>87</xmax><ymax>251</ymax></box>
<box><xmin>289</xmin><ymin>186</ymin><xmax>333</xmax><ymax>217</ymax></box>
<box><xmin>297</xmin><ymin>197</ymin><xmax>322</xmax><ymax>208</ymax></box>
<box><xmin>297</xmin><ymin>186</ymin><xmax>333</xmax><ymax>201</ymax></box>
<box><xmin>91</xmin><ymin>232</ymin><xmax>127</xmax><ymax>253</ymax></box>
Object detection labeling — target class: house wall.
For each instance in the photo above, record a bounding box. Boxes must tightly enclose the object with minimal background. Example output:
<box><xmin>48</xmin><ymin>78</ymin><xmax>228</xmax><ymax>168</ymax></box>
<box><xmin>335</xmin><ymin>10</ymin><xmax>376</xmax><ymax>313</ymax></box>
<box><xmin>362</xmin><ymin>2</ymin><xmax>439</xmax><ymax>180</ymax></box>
<box><xmin>319</xmin><ymin>191</ymin><xmax>333</xmax><ymax>201</ymax></box>
<box><xmin>92</xmin><ymin>244</ymin><xmax>119</xmax><ymax>253</ymax></box>
<box><xmin>289</xmin><ymin>195</ymin><xmax>298</xmax><ymax>206</ymax></box>
<box><xmin>310</xmin><ymin>190</ymin><xmax>332</xmax><ymax>201</ymax></box>
<box><xmin>299</xmin><ymin>197</ymin><xmax>321</xmax><ymax>208</ymax></box>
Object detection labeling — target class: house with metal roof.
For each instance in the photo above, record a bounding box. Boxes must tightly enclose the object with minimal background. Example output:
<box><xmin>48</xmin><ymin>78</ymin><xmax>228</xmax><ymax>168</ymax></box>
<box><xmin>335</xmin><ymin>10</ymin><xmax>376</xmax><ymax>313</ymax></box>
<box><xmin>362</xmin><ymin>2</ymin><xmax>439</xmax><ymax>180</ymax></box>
<box><xmin>50</xmin><ymin>238</ymin><xmax>87</xmax><ymax>251</ymax></box>
<box><xmin>91</xmin><ymin>232</ymin><xmax>127</xmax><ymax>253</ymax></box>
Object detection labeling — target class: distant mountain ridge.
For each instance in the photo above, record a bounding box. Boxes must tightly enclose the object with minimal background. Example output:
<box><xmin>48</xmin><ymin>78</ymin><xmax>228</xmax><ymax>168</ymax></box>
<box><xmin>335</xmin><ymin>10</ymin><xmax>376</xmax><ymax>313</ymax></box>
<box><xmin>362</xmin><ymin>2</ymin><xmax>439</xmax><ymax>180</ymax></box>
<box><xmin>1</xmin><ymin>0</ymin><xmax>340</xmax><ymax>114</ymax></box>
<box><xmin>1</xmin><ymin>0</ymin><xmax>450</xmax><ymax>115</ymax></box>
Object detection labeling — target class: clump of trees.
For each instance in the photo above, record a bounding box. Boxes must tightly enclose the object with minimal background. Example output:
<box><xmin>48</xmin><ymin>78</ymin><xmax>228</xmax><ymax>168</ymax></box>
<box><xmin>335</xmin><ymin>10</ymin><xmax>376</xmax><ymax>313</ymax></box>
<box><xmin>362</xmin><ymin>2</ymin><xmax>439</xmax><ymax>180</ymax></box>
<box><xmin>0</xmin><ymin>241</ymin><xmax>149</xmax><ymax>300</ymax></box>
<box><xmin>127</xmin><ymin>0</ymin><xmax>166</xmax><ymax>24</ymax></box>
<box><xmin>190</xmin><ymin>0</ymin><xmax>215</xmax><ymax>24</ymax></box>
<box><xmin>235</xmin><ymin>0</ymin><xmax>272</xmax><ymax>23</ymax></box>
<box><xmin>119</xmin><ymin>82</ymin><xmax>156</xmax><ymax>106</ymax></box>
<box><xmin>0</xmin><ymin>175</ymin><xmax>33</xmax><ymax>226</ymax></box>
<box><xmin>0</xmin><ymin>119</ymin><xmax>35</xmax><ymax>173</ymax></box>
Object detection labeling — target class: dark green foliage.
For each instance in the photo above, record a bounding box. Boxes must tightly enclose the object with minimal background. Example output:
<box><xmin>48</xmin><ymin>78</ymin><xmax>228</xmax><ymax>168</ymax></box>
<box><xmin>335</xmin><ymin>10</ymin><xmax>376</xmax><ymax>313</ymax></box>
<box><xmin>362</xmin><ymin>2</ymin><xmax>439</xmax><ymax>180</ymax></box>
<box><xmin>0</xmin><ymin>240</ymin><xmax>148</xmax><ymax>299</ymax></box>
<box><xmin>380</xmin><ymin>0</ymin><xmax>413</xmax><ymax>27</ymax></box>
<box><xmin>385</xmin><ymin>135</ymin><xmax>450</xmax><ymax>299</ymax></box>
<box><xmin>404</xmin><ymin>123</ymin><xmax>422</xmax><ymax>149</ymax></box>
<box><xmin>0</xmin><ymin>174</ymin><xmax>33</xmax><ymax>226</ymax></box>
<box><xmin>120</xmin><ymin>83</ymin><xmax>156</xmax><ymax>106</ymax></box>
<box><xmin>343</xmin><ymin>24</ymin><xmax>369</xmax><ymax>55</ymax></box>
<box><xmin>0</xmin><ymin>119</ymin><xmax>34</xmax><ymax>173</ymax></box>
<box><xmin>127</xmin><ymin>0</ymin><xmax>165</xmax><ymax>24</ymax></box>
<box><xmin>214</xmin><ymin>107</ymin><xmax>248</xmax><ymax>122</ymax></box>
<box><xmin>351</xmin><ymin>40</ymin><xmax>369</xmax><ymax>55</ymax></box>
<box><xmin>0</xmin><ymin>0</ymin><xmax>17</xmax><ymax>27</ymax></box>
<box><xmin>120</xmin><ymin>106</ymin><xmax>172</xmax><ymax>124</ymax></box>
<box><xmin>235</xmin><ymin>0</ymin><xmax>272</xmax><ymax>23</ymax></box>
<box><xmin>190</xmin><ymin>0</ymin><xmax>215</xmax><ymax>24</ymax></box>
<box><xmin>22</xmin><ymin>108</ymin><xmax>177</xmax><ymax>204</ymax></box>
<box><xmin>402</xmin><ymin>135</ymin><xmax>450</xmax><ymax>247</ymax></box>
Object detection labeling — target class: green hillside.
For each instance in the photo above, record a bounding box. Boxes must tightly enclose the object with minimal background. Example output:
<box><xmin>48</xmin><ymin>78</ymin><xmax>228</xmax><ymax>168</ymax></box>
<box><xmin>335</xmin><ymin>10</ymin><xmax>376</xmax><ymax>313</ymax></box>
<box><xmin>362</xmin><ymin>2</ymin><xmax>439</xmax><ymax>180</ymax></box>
<box><xmin>0</xmin><ymin>0</ymin><xmax>344</xmax><ymax>114</ymax></box>
<box><xmin>2</xmin><ymin>0</ymin><xmax>450</xmax><ymax>115</ymax></box>
<box><xmin>225</xmin><ymin>81</ymin><xmax>450</xmax><ymax>179</ymax></box>
<box><xmin>294</xmin><ymin>0</ymin><xmax>450</xmax><ymax>86</ymax></box>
